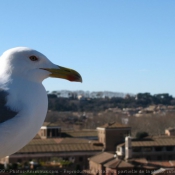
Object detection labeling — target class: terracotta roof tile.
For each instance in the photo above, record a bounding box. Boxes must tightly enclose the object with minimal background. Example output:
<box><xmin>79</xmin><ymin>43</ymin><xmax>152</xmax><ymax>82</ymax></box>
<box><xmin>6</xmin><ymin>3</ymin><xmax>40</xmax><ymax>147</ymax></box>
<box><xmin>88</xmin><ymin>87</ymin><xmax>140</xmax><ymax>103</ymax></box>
<box><xmin>16</xmin><ymin>138</ymin><xmax>103</xmax><ymax>154</ymax></box>
<box><xmin>88</xmin><ymin>152</ymin><xmax>114</xmax><ymax>164</ymax></box>
<box><xmin>131</xmin><ymin>138</ymin><xmax>175</xmax><ymax>147</ymax></box>
<box><xmin>117</xmin><ymin>136</ymin><xmax>175</xmax><ymax>147</ymax></box>
<box><xmin>104</xmin><ymin>157</ymin><xmax>175</xmax><ymax>169</ymax></box>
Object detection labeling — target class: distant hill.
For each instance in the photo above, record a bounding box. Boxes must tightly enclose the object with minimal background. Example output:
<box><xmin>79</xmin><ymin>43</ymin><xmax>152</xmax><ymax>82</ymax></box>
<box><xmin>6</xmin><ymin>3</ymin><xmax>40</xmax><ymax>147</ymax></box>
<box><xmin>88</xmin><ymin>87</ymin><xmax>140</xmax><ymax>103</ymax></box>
<box><xmin>48</xmin><ymin>91</ymin><xmax>175</xmax><ymax>112</ymax></box>
<box><xmin>48</xmin><ymin>90</ymin><xmax>133</xmax><ymax>99</ymax></box>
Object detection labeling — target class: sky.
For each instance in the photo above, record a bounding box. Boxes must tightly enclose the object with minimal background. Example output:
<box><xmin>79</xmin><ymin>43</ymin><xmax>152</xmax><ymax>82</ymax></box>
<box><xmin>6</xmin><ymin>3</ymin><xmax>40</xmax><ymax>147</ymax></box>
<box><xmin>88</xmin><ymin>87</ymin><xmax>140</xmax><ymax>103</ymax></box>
<box><xmin>0</xmin><ymin>1</ymin><xmax>175</xmax><ymax>96</ymax></box>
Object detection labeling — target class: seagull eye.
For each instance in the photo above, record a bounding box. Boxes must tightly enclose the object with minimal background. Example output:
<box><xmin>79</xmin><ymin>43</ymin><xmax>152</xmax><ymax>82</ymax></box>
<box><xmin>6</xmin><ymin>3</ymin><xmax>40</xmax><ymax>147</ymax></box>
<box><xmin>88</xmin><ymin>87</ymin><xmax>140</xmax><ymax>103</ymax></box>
<box><xmin>29</xmin><ymin>56</ymin><xmax>38</xmax><ymax>61</ymax></box>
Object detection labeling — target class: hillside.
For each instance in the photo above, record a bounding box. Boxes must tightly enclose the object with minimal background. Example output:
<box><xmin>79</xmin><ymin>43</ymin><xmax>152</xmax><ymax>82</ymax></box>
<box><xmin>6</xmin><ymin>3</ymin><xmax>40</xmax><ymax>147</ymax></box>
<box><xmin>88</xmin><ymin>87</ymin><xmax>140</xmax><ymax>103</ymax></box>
<box><xmin>48</xmin><ymin>92</ymin><xmax>175</xmax><ymax>112</ymax></box>
<box><xmin>46</xmin><ymin>92</ymin><xmax>175</xmax><ymax>137</ymax></box>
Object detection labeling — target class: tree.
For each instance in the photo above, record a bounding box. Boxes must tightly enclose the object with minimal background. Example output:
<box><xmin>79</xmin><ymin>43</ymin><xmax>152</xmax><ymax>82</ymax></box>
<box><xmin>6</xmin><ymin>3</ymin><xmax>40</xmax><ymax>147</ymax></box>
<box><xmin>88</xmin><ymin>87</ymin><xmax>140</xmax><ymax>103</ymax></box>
<box><xmin>136</xmin><ymin>132</ymin><xmax>149</xmax><ymax>139</ymax></box>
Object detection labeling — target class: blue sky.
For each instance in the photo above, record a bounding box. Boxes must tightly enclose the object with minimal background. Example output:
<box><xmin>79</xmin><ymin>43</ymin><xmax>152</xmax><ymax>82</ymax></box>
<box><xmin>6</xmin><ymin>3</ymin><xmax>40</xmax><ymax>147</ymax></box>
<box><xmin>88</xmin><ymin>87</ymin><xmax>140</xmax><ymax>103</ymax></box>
<box><xmin>1</xmin><ymin>1</ymin><xmax>175</xmax><ymax>96</ymax></box>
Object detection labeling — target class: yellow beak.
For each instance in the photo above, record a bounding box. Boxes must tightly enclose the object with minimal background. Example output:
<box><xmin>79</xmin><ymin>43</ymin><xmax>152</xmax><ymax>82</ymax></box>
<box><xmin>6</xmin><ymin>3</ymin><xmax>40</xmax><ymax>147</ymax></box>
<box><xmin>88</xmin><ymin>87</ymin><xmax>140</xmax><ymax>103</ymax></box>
<box><xmin>41</xmin><ymin>66</ymin><xmax>82</xmax><ymax>82</ymax></box>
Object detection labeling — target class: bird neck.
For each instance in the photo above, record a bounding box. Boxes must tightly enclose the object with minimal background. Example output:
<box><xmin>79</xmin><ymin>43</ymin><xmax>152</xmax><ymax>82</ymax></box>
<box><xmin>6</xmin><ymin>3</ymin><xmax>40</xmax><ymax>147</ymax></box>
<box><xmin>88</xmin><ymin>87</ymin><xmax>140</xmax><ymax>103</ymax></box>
<box><xmin>5</xmin><ymin>77</ymin><xmax>48</xmax><ymax>114</ymax></box>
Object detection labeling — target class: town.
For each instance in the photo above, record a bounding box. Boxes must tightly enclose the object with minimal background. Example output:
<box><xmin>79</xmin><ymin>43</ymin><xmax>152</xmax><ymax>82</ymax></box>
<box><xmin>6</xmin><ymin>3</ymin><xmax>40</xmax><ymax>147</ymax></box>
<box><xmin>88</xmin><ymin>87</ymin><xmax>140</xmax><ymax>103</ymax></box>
<box><xmin>1</xmin><ymin>91</ymin><xmax>175</xmax><ymax>175</ymax></box>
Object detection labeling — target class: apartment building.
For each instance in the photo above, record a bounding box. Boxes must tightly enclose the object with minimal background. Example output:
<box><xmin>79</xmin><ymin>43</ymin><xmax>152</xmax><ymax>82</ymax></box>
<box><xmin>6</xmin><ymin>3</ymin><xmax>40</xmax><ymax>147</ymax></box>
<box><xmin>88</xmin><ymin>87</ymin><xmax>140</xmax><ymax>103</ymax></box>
<box><xmin>0</xmin><ymin>122</ymin><xmax>103</xmax><ymax>170</ymax></box>
<box><xmin>86</xmin><ymin>126</ymin><xmax>175</xmax><ymax>175</ymax></box>
<box><xmin>97</xmin><ymin>122</ymin><xmax>131</xmax><ymax>151</ymax></box>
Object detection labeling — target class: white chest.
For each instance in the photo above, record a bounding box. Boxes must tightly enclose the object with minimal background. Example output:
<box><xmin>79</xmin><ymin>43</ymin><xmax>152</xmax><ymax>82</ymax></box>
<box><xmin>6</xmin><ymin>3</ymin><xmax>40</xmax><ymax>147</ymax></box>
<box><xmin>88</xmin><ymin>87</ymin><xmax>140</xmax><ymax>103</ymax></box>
<box><xmin>0</xmin><ymin>79</ymin><xmax>48</xmax><ymax>158</ymax></box>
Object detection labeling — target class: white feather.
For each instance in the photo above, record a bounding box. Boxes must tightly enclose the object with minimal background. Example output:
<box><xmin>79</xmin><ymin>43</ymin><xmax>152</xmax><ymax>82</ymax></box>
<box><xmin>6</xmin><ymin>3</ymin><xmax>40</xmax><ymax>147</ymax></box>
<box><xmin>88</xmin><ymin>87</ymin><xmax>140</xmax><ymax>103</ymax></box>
<box><xmin>0</xmin><ymin>47</ymin><xmax>56</xmax><ymax>158</ymax></box>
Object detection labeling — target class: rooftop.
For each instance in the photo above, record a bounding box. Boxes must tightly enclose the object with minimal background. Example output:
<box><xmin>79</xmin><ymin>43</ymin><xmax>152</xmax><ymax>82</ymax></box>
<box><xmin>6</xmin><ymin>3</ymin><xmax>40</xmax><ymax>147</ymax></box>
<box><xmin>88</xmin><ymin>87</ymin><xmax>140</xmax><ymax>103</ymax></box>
<box><xmin>88</xmin><ymin>152</ymin><xmax>114</xmax><ymax>164</ymax></box>
<box><xmin>15</xmin><ymin>138</ymin><xmax>103</xmax><ymax>154</ymax></box>
<box><xmin>98</xmin><ymin>122</ymin><xmax>130</xmax><ymax>129</ymax></box>
<box><xmin>61</xmin><ymin>130</ymin><xmax>97</xmax><ymax>138</ymax></box>
<box><xmin>104</xmin><ymin>158</ymin><xmax>175</xmax><ymax>169</ymax></box>
<box><xmin>104</xmin><ymin>158</ymin><xmax>134</xmax><ymax>168</ymax></box>
<box><xmin>117</xmin><ymin>135</ymin><xmax>175</xmax><ymax>147</ymax></box>
<box><xmin>42</xmin><ymin>122</ymin><xmax>61</xmax><ymax>127</ymax></box>
<box><xmin>90</xmin><ymin>152</ymin><xmax>175</xmax><ymax>170</ymax></box>
<box><xmin>166</xmin><ymin>127</ymin><xmax>175</xmax><ymax>131</ymax></box>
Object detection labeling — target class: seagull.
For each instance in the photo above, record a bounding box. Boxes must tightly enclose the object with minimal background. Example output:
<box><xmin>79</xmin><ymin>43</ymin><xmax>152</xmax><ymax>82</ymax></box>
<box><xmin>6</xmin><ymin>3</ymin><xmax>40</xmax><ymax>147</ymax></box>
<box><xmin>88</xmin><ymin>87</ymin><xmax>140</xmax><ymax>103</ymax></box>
<box><xmin>0</xmin><ymin>47</ymin><xmax>82</xmax><ymax>158</ymax></box>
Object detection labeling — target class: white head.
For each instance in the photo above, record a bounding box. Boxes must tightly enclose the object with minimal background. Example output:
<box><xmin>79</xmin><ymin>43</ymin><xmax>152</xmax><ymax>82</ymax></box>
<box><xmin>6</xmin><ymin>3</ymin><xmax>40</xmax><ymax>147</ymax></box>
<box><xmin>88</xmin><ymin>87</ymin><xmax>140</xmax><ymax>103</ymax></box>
<box><xmin>0</xmin><ymin>47</ymin><xmax>82</xmax><ymax>83</ymax></box>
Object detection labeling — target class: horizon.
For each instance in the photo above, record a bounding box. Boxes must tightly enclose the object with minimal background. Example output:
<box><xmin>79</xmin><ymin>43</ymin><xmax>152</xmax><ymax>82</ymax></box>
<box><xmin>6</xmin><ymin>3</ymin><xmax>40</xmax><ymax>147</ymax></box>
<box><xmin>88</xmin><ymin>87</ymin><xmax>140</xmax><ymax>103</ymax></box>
<box><xmin>1</xmin><ymin>1</ymin><xmax>175</xmax><ymax>96</ymax></box>
<box><xmin>47</xmin><ymin>89</ymin><xmax>175</xmax><ymax>97</ymax></box>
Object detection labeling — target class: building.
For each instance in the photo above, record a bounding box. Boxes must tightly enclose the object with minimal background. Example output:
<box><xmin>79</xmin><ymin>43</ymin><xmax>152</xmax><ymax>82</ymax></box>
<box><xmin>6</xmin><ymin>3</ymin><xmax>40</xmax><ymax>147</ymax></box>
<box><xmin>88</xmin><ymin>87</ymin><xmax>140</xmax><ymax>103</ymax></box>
<box><xmin>8</xmin><ymin>137</ymin><xmax>103</xmax><ymax>169</ymax></box>
<box><xmin>88</xmin><ymin>152</ymin><xmax>114</xmax><ymax>174</ymax></box>
<box><xmin>0</xmin><ymin>122</ymin><xmax>103</xmax><ymax>170</ymax></box>
<box><xmin>97</xmin><ymin>122</ymin><xmax>131</xmax><ymax>151</ymax></box>
<box><xmin>3</xmin><ymin>121</ymin><xmax>175</xmax><ymax>173</ymax></box>
<box><xmin>86</xmin><ymin>126</ymin><xmax>175</xmax><ymax>175</ymax></box>
<box><xmin>165</xmin><ymin>127</ymin><xmax>175</xmax><ymax>136</ymax></box>
<box><xmin>38</xmin><ymin>122</ymin><xmax>61</xmax><ymax>139</ymax></box>
<box><xmin>117</xmin><ymin>135</ymin><xmax>175</xmax><ymax>161</ymax></box>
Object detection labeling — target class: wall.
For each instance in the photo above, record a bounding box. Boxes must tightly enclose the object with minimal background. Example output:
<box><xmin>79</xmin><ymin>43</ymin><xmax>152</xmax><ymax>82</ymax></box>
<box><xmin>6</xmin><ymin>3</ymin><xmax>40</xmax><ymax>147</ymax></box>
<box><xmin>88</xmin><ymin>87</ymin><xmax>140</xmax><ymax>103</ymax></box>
<box><xmin>89</xmin><ymin>161</ymin><xmax>104</xmax><ymax>175</ymax></box>
<box><xmin>105</xmin><ymin>128</ymin><xmax>131</xmax><ymax>151</ymax></box>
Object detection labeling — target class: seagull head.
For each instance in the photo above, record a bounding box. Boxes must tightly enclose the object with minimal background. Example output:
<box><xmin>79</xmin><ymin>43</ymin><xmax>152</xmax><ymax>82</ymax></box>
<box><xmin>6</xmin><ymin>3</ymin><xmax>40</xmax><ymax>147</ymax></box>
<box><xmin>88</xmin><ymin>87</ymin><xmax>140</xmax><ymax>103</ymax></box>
<box><xmin>0</xmin><ymin>47</ymin><xmax>82</xmax><ymax>83</ymax></box>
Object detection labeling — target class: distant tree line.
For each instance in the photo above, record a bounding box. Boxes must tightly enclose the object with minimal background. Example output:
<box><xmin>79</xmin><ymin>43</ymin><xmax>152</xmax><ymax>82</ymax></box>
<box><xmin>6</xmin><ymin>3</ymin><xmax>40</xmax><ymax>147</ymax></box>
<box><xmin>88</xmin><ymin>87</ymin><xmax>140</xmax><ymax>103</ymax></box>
<box><xmin>48</xmin><ymin>93</ymin><xmax>174</xmax><ymax>112</ymax></box>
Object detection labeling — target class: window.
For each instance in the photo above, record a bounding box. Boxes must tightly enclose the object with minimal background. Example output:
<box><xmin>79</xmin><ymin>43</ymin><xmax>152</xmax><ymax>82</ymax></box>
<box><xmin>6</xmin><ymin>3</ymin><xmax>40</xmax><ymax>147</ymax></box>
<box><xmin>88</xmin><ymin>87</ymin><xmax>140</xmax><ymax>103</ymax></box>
<box><xmin>166</xmin><ymin>146</ymin><xmax>174</xmax><ymax>151</ymax></box>
<box><xmin>155</xmin><ymin>147</ymin><xmax>162</xmax><ymax>152</ymax></box>
<box><xmin>133</xmin><ymin>147</ymin><xmax>141</xmax><ymax>152</ymax></box>
<box><xmin>79</xmin><ymin>157</ymin><xmax>83</xmax><ymax>162</ymax></box>
<box><xmin>157</xmin><ymin>155</ymin><xmax>162</xmax><ymax>160</ymax></box>
<box><xmin>168</xmin><ymin>155</ymin><xmax>173</xmax><ymax>160</ymax></box>
<box><xmin>146</xmin><ymin>156</ymin><xmax>151</xmax><ymax>160</ymax></box>
<box><xmin>47</xmin><ymin>128</ymin><xmax>61</xmax><ymax>138</ymax></box>
<box><xmin>17</xmin><ymin>159</ymin><xmax>22</xmax><ymax>163</ymax></box>
<box><xmin>52</xmin><ymin>129</ymin><xmax>56</xmax><ymax>137</ymax></box>
<box><xmin>64</xmin><ymin>157</ymin><xmax>68</xmax><ymax>161</ymax></box>
<box><xmin>47</xmin><ymin>129</ymin><xmax>52</xmax><ymax>137</ymax></box>
<box><xmin>142</xmin><ymin>147</ymin><xmax>152</xmax><ymax>152</ymax></box>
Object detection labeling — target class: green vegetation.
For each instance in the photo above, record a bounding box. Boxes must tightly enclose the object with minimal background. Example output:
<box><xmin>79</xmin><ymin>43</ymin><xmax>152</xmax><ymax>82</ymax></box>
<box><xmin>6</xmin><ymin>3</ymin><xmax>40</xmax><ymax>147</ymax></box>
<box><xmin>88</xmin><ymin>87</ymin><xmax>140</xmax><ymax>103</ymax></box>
<box><xmin>136</xmin><ymin>132</ymin><xmax>149</xmax><ymax>139</ymax></box>
<box><xmin>46</xmin><ymin>92</ymin><xmax>175</xmax><ymax>137</ymax></box>
<box><xmin>48</xmin><ymin>93</ymin><xmax>174</xmax><ymax>112</ymax></box>
<box><xmin>59</xmin><ymin>160</ymin><xmax>72</xmax><ymax>167</ymax></box>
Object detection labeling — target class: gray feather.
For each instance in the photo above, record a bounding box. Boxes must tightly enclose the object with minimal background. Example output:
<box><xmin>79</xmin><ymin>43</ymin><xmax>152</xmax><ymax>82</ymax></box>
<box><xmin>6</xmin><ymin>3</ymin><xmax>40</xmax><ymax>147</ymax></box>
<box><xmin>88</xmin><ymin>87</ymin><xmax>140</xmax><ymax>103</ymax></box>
<box><xmin>0</xmin><ymin>89</ymin><xmax>18</xmax><ymax>123</ymax></box>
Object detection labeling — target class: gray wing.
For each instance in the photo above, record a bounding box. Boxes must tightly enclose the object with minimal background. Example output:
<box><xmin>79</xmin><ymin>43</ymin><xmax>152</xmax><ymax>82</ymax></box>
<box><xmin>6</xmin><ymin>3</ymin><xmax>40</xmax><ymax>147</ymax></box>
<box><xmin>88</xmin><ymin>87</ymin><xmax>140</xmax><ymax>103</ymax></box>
<box><xmin>0</xmin><ymin>89</ymin><xmax>18</xmax><ymax>123</ymax></box>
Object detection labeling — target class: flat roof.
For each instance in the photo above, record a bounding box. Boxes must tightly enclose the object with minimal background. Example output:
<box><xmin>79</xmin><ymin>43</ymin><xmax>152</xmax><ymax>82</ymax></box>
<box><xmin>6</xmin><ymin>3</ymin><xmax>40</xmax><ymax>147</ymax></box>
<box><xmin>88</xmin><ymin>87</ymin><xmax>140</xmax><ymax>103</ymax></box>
<box><xmin>98</xmin><ymin>122</ymin><xmax>130</xmax><ymax>129</ymax></box>
<box><xmin>61</xmin><ymin>130</ymin><xmax>97</xmax><ymax>138</ymax></box>
<box><xmin>42</xmin><ymin>122</ymin><xmax>60</xmax><ymax>127</ymax></box>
